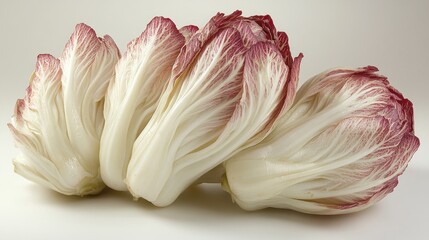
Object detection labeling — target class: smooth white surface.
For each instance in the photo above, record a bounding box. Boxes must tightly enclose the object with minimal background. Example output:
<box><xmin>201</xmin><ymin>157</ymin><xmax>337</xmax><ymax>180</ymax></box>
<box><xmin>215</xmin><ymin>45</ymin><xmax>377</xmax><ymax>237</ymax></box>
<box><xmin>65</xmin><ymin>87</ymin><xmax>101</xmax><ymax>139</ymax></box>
<box><xmin>1</xmin><ymin>1</ymin><xmax>428</xmax><ymax>239</ymax></box>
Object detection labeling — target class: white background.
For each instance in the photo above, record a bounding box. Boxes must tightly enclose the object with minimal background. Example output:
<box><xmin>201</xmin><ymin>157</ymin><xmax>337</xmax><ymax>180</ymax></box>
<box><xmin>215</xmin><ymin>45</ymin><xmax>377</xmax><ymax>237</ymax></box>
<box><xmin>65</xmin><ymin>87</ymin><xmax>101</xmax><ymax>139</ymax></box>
<box><xmin>1</xmin><ymin>1</ymin><xmax>428</xmax><ymax>239</ymax></box>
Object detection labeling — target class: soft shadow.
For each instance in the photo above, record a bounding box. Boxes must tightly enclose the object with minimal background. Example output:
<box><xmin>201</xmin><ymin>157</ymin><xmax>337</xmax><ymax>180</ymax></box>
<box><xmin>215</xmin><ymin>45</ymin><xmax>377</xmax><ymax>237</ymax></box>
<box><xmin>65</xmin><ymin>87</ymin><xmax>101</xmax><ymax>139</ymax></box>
<box><xmin>128</xmin><ymin>183</ymin><xmax>370</xmax><ymax>228</ymax></box>
<box><xmin>25</xmin><ymin>184</ymin><xmax>137</xmax><ymax>207</ymax></box>
<box><xmin>23</xmin><ymin>165</ymin><xmax>427</xmax><ymax>228</ymax></box>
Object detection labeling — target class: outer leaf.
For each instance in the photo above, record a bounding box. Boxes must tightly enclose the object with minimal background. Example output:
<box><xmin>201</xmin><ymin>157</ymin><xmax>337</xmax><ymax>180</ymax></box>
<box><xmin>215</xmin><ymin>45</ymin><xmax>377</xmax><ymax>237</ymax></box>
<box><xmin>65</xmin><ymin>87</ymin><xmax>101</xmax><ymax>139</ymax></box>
<box><xmin>224</xmin><ymin>67</ymin><xmax>420</xmax><ymax>214</ymax></box>
<box><xmin>126</xmin><ymin>20</ymin><xmax>302</xmax><ymax>206</ymax></box>
<box><xmin>8</xmin><ymin>24</ymin><xmax>120</xmax><ymax>195</ymax></box>
<box><xmin>61</xmin><ymin>24</ymin><xmax>120</xmax><ymax>172</ymax></box>
<box><xmin>9</xmin><ymin>55</ymin><xmax>94</xmax><ymax>195</ymax></box>
<box><xmin>126</xmin><ymin>27</ymin><xmax>246</xmax><ymax>206</ymax></box>
<box><xmin>100</xmin><ymin>17</ymin><xmax>185</xmax><ymax>190</ymax></box>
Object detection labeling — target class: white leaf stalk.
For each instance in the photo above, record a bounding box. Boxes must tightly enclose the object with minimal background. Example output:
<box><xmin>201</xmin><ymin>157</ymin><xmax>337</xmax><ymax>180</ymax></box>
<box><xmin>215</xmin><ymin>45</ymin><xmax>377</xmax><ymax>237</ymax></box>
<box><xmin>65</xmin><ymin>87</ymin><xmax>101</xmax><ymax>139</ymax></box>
<box><xmin>100</xmin><ymin>17</ymin><xmax>188</xmax><ymax>191</ymax></box>
<box><xmin>8</xmin><ymin>24</ymin><xmax>120</xmax><ymax>195</ymax></box>
<box><xmin>126</xmin><ymin>11</ymin><xmax>302</xmax><ymax>206</ymax></box>
<box><xmin>223</xmin><ymin>66</ymin><xmax>420</xmax><ymax>215</ymax></box>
